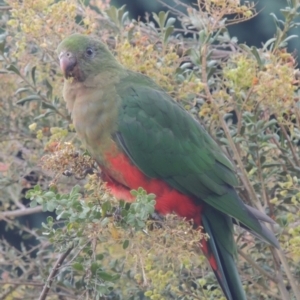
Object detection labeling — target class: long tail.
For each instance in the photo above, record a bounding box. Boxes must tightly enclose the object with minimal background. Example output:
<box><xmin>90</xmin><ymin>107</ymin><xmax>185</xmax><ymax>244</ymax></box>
<box><xmin>201</xmin><ymin>207</ymin><xmax>246</xmax><ymax>300</ymax></box>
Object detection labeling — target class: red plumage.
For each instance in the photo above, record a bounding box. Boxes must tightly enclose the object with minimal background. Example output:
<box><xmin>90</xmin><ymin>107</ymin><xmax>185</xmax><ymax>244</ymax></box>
<box><xmin>102</xmin><ymin>149</ymin><xmax>218</xmax><ymax>273</ymax></box>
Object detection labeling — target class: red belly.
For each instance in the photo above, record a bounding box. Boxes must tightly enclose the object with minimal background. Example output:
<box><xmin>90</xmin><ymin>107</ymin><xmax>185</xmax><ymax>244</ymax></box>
<box><xmin>102</xmin><ymin>150</ymin><xmax>203</xmax><ymax>225</ymax></box>
<box><xmin>102</xmin><ymin>149</ymin><xmax>218</xmax><ymax>272</ymax></box>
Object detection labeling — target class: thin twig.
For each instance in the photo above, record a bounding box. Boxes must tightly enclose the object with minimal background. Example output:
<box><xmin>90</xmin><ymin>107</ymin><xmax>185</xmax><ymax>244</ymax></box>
<box><xmin>238</xmin><ymin>249</ymin><xmax>277</xmax><ymax>282</ymax></box>
<box><xmin>64</xmin><ymin>241</ymin><xmax>90</xmax><ymax>266</ymax></box>
<box><xmin>2</xmin><ymin>216</ymin><xmax>40</xmax><ymax>239</ymax></box>
<box><xmin>275</xmin><ymin>248</ymin><xmax>300</xmax><ymax>300</ymax></box>
<box><xmin>201</xmin><ymin>41</ymin><xmax>260</xmax><ymax>209</ymax></box>
<box><xmin>2</xmin><ymin>54</ymin><xmax>69</xmax><ymax>121</ymax></box>
<box><xmin>137</xmin><ymin>248</ymin><xmax>148</xmax><ymax>286</ymax></box>
<box><xmin>199</xmin><ymin>33</ymin><xmax>298</xmax><ymax>299</ymax></box>
<box><xmin>0</xmin><ymin>280</ymin><xmax>43</xmax><ymax>286</ymax></box>
<box><xmin>38</xmin><ymin>246</ymin><xmax>73</xmax><ymax>300</ymax></box>
<box><xmin>276</xmin><ymin>118</ymin><xmax>300</xmax><ymax>167</ymax></box>
<box><xmin>269</xmin><ymin>247</ymin><xmax>291</xmax><ymax>300</ymax></box>
<box><xmin>236</xmin><ymin>86</ymin><xmax>255</xmax><ymax>135</ymax></box>
<box><xmin>240</xmin><ymin>273</ymin><xmax>282</xmax><ymax>300</ymax></box>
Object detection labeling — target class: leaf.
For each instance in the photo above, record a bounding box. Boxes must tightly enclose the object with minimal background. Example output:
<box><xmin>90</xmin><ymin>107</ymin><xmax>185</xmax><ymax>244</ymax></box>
<box><xmin>166</xmin><ymin>17</ymin><xmax>176</xmax><ymax>27</ymax></box>
<box><xmin>16</xmin><ymin>95</ymin><xmax>41</xmax><ymax>105</ymax></box>
<box><xmin>282</xmin><ymin>34</ymin><xmax>298</xmax><ymax>43</ymax></box>
<box><xmin>250</xmin><ymin>46</ymin><xmax>263</xmax><ymax>68</ymax></box>
<box><xmin>164</xmin><ymin>26</ymin><xmax>174</xmax><ymax>44</ymax></box>
<box><xmin>121</xmin><ymin>11</ymin><xmax>129</xmax><ymax>25</ymax></box>
<box><xmin>7</xmin><ymin>64</ymin><xmax>21</xmax><ymax>76</ymax></box>
<box><xmin>47</xmin><ymin>216</ymin><xmax>53</xmax><ymax>223</ymax></box>
<box><xmin>159</xmin><ymin>11</ymin><xmax>168</xmax><ymax>28</ymax></box>
<box><xmin>101</xmin><ymin>200</ymin><xmax>112</xmax><ymax>217</ymax></box>
<box><xmin>41</xmin><ymin>101</ymin><xmax>56</xmax><ymax>110</ymax></box>
<box><xmin>43</xmin><ymin>78</ymin><xmax>53</xmax><ymax>99</ymax></box>
<box><xmin>130</xmin><ymin>190</ymin><xmax>138</xmax><ymax>197</ymax></box>
<box><xmin>15</xmin><ymin>87</ymin><xmax>31</xmax><ymax>95</ymax></box>
<box><xmin>0</xmin><ymin>39</ymin><xmax>5</xmax><ymax>53</ymax></box>
<box><xmin>97</xmin><ymin>271</ymin><xmax>120</xmax><ymax>282</ymax></box>
<box><xmin>96</xmin><ymin>254</ymin><xmax>104</xmax><ymax>260</ymax></box>
<box><xmin>105</xmin><ymin>5</ymin><xmax>127</xmax><ymax>28</ymax></box>
<box><xmin>30</xmin><ymin>200</ymin><xmax>37</xmax><ymax>208</ymax></box>
<box><xmin>31</xmin><ymin>66</ymin><xmax>36</xmax><ymax>85</ymax></box>
<box><xmin>123</xmin><ymin>239</ymin><xmax>129</xmax><ymax>249</ymax></box>
<box><xmin>91</xmin><ymin>262</ymin><xmax>98</xmax><ymax>275</ymax></box>
<box><xmin>46</xmin><ymin>201</ymin><xmax>57</xmax><ymax>212</ymax></box>
<box><xmin>72</xmin><ymin>262</ymin><xmax>84</xmax><ymax>272</ymax></box>
<box><xmin>34</xmin><ymin>110</ymin><xmax>55</xmax><ymax>120</ymax></box>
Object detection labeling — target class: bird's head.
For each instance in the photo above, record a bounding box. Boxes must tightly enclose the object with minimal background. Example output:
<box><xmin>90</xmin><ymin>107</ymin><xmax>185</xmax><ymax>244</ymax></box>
<box><xmin>57</xmin><ymin>34</ymin><xmax>120</xmax><ymax>82</ymax></box>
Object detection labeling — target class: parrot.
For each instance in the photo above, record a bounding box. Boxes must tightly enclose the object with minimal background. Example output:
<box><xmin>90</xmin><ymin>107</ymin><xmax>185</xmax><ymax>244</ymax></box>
<box><xmin>57</xmin><ymin>34</ymin><xmax>279</xmax><ymax>300</ymax></box>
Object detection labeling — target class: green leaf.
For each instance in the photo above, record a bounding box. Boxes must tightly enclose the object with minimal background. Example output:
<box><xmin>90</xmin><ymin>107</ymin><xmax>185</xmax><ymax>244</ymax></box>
<box><xmin>91</xmin><ymin>262</ymin><xmax>98</xmax><ymax>275</ymax></box>
<box><xmin>164</xmin><ymin>26</ymin><xmax>174</xmax><ymax>44</ymax></box>
<box><xmin>47</xmin><ymin>216</ymin><xmax>53</xmax><ymax>223</ymax></box>
<box><xmin>16</xmin><ymin>95</ymin><xmax>41</xmax><ymax>105</ymax></box>
<box><xmin>130</xmin><ymin>190</ymin><xmax>138</xmax><ymax>197</ymax></box>
<box><xmin>96</xmin><ymin>254</ymin><xmax>104</xmax><ymax>260</ymax></box>
<box><xmin>7</xmin><ymin>64</ymin><xmax>21</xmax><ymax>76</ymax></box>
<box><xmin>43</xmin><ymin>79</ymin><xmax>53</xmax><ymax>99</ymax></box>
<box><xmin>30</xmin><ymin>200</ymin><xmax>37</xmax><ymax>208</ymax></box>
<box><xmin>282</xmin><ymin>34</ymin><xmax>298</xmax><ymax>43</ymax></box>
<box><xmin>166</xmin><ymin>17</ymin><xmax>176</xmax><ymax>27</ymax></box>
<box><xmin>15</xmin><ymin>87</ymin><xmax>31</xmax><ymax>95</ymax></box>
<box><xmin>97</xmin><ymin>271</ymin><xmax>120</xmax><ymax>282</ymax></box>
<box><xmin>105</xmin><ymin>5</ymin><xmax>127</xmax><ymax>28</ymax></box>
<box><xmin>121</xmin><ymin>11</ymin><xmax>129</xmax><ymax>25</ymax></box>
<box><xmin>123</xmin><ymin>239</ymin><xmax>129</xmax><ymax>249</ymax></box>
<box><xmin>159</xmin><ymin>11</ymin><xmax>168</xmax><ymax>28</ymax></box>
<box><xmin>41</xmin><ymin>101</ymin><xmax>56</xmax><ymax>110</ymax></box>
<box><xmin>72</xmin><ymin>262</ymin><xmax>84</xmax><ymax>272</ymax></box>
<box><xmin>0</xmin><ymin>39</ymin><xmax>5</xmax><ymax>53</ymax></box>
<box><xmin>34</xmin><ymin>110</ymin><xmax>55</xmax><ymax>120</ymax></box>
<box><xmin>31</xmin><ymin>66</ymin><xmax>36</xmax><ymax>85</ymax></box>
<box><xmin>250</xmin><ymin>46</ymin><xmax>263</xmax><ymax>68</ymax></box>
<box><xmin>46</xmin><ymin>201</ymin><xmax>57</xmax><ymax>212</ymax></box>
<box><xmin>101</xmin><ymin>200</ymin><xmax>112</xmax><ymax>217</ymax></box>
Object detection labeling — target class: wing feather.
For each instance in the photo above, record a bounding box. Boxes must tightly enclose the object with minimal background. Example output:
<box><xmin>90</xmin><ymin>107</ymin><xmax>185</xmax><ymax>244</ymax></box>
<box><xmin>115</xmin><ymin>83</ymin><xmax>279</xmax><ymax>248</ymax></box>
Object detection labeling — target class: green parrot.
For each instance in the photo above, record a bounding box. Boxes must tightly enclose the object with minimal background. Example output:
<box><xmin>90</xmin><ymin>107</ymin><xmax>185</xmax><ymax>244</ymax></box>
<box><xmin>57</xmin><ymin>34</ymin><xmax>279</xmax><ymax>300</ymax></box>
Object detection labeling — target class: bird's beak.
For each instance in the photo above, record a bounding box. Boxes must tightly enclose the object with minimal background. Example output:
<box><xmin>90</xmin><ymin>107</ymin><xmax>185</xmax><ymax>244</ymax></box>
<box><xmin>59</xmin><ymin>51</ymin><xmax>77</xmax><ymax>79</ymax></box>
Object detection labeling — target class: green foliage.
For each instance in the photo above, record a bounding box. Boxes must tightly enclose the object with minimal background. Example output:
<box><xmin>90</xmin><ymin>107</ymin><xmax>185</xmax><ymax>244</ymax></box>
<box><xmin>1</xmin><ymin>0</ymin><xmax>300</xmax><ymax>299</ymax></box>
<box><xmin>24</xmin><ymin>178</ymin><xmax>205</xmax><ymax>299</ymax></box>
<box><xmin>25</xmin><ymin>184</ymin><xmax>157</xmax><ymax>297</ymax></box>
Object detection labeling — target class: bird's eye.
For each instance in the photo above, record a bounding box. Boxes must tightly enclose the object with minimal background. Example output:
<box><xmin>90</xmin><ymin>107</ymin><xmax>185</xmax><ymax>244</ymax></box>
<box><xmin>85</xmin><ymin>47</ymin><xmax>94</xmax><ymax>57</ymax></box>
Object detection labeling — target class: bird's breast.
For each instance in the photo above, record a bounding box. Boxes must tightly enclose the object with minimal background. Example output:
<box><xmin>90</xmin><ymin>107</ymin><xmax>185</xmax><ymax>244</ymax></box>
<box><xmin>67</xmin><ymin>85</ymin><xmax>120</xmax><ymax>162</ymax></box>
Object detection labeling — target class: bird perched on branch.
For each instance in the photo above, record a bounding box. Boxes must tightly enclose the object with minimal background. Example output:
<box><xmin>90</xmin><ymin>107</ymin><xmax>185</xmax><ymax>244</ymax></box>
<box><xmin>57</xmin><ymin>34</ymin><xmax>279</xmax><ymax>300</ymax></box>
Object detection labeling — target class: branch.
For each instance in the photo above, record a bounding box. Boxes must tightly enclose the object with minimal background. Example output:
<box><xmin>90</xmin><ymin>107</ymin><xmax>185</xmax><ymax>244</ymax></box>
<box><xmin>38</xmin><ymin>246</ymin><xmax>73</xmax><ymax>300</ymax></box>
<box><xmin>276</xmin><ymin>119</ymin><xmax>300</xmax><ymax>167</ymax></box>
<box><xmin>0</xmin><ymin>6</ymin><xmax>11</xmax><ymax>10</ymax></box>
<box><xmin>199</xmin><ymin>34</ymin><xmax>296</xmax><ymax>299</ymax></box>
<box><xmin>0</xmin><ymin>280</ymin><xmax>43</xmax><ymax>286</ymax></box>
<box><xmin>275</xmin><ymin>248</ymin><xmax>300</xmax><ymax>300</ymax></box>
<box><xmin>240</xmin><ymin>273</ymin><xmax>282</xmax><ymax>300</ymax></box>
<box><xmin>0</xmin><ymin>205</ymin><xmax>43</xmax><ymax>219</ymax></box>
<box><xmin>238</xmin><ymin>249</ymin><xmax>277</xmax><ymax>282</ymax></box>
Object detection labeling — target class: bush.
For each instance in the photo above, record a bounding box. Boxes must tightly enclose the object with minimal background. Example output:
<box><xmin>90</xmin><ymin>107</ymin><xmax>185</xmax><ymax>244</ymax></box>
<box><xmin>0</xmin><ymin>0</ymin><xmax>300</xmax><ymax>299</ymax></box>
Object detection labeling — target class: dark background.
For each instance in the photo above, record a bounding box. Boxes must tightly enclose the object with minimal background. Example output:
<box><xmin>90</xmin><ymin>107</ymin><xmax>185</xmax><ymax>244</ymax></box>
<box><xmin>111</xmin><ymin>0</ymin><xmax>300</xmax><ymax>62</ymax></box>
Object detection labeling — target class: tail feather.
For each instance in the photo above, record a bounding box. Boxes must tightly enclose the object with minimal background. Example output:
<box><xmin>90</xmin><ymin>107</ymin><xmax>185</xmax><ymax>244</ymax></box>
<box><xmin>201</xmin><ymin>209</ymin><xmax>246</xmax><ymax>300</ymax></box>
<box><xmin>244</xmin><ymin>204</ymin><xmax>280</xmax><ymax>248</ymax></box>
<box><xmin>244</xmin><ymin>204</ymin><xmax>275</xmax><ymax>224</ymax></box>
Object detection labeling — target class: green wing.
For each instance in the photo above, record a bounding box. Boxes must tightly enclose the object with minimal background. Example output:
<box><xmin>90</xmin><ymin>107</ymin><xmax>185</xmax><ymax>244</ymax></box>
<box><xmin>115</xmin><ymin>78</ymin><xmax>278</xmax><ymax>248</ymax></box>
